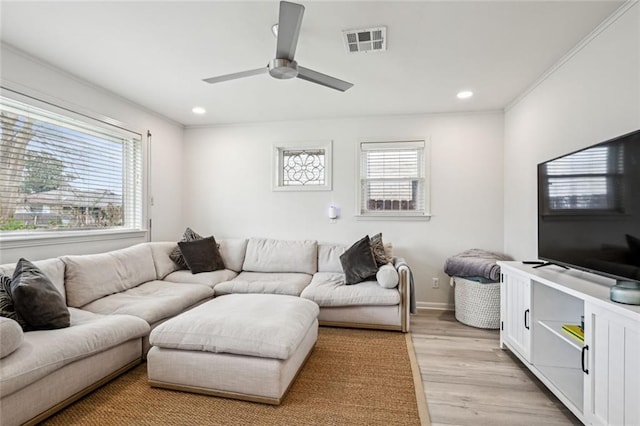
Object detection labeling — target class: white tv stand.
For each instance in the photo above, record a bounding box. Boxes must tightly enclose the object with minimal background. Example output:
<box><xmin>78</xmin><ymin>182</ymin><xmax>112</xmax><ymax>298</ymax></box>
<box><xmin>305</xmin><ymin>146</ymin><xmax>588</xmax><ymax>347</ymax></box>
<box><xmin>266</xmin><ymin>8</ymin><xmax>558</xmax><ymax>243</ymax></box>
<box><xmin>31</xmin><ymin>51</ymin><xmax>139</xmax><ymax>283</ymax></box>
<box><xmin>498</xmin><ymin>261</ymin><xmax>640</xmax><ymax>426</ymax></box>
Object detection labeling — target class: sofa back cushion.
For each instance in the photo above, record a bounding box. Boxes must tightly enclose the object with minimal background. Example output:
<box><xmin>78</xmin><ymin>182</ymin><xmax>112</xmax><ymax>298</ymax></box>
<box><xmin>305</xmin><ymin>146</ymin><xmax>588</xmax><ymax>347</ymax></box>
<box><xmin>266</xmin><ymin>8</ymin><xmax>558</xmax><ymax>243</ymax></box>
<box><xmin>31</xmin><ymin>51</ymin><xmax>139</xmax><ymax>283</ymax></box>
<box><xmin>218</xmin><ymin>239</ymin><xmax>248</xmax><ymax>272</ymax></box>
<box><xmin>62</xmin><ymin>243</ymin><xmax>156</xmax><ymax>307</ymax></box>
<box><xmin>318</xmin><ymin>243</ymin><xmax>346</xmax><ymax>273</ymax></box>
<box><xmin>148</xmin><ymin>242</ymin><xmax>181</xmax><ymax>279</ymax></box>
<box><xmin>242</xmin><ymin>238</ymin><xmax>317</xmax><ymax>274</ymax></box>
<box><xmin>0</xmin><ymin>258</ymin><xmax>67</xmax><ymax>304</ymax></box>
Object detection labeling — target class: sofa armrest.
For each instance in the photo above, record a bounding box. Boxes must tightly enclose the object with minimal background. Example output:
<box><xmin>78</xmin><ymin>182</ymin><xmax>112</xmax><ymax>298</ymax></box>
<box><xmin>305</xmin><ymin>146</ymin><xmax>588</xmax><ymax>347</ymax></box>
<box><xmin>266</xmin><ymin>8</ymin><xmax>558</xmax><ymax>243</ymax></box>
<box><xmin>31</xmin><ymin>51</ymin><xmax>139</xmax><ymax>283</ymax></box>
<box><xmin>394</xmin><ymin>257</ymin><xmax>411</xmax><ymax>332</ymax></box>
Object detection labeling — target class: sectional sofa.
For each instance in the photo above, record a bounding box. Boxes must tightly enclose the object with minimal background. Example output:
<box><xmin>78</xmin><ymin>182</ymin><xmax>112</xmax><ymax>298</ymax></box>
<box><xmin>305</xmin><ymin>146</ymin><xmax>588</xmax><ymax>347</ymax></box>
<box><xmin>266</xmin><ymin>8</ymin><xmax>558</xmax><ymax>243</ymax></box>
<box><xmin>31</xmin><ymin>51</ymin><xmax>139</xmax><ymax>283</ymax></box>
<box><xmin>0</xmin><ymin>237</ymin><xmax>412</xmax><ymax>426</ymax></box>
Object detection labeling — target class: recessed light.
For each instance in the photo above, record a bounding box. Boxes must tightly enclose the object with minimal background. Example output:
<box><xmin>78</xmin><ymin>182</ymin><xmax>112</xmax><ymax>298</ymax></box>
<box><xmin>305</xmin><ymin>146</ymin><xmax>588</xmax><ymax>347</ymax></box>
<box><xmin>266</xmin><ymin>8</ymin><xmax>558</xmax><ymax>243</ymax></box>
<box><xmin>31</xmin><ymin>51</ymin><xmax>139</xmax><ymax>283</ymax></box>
<box><xmin>457</xmin><ymin>91</ymin><xmax>473</xmax><ymax>99</ymax></box>
<box><xmin>192</xmin><ymin>107</ymin><xmax>206</xmax><ymax>115</ymax></box>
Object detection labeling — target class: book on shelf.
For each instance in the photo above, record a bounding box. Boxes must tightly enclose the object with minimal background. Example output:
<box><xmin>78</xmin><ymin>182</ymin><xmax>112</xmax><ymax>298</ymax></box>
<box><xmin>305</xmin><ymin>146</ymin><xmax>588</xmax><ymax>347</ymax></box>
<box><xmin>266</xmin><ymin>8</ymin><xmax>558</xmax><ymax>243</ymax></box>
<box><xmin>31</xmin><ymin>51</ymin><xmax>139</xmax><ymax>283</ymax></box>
<box><xmin>562</xmin><ymin>324</ymin><xmax>584</xmax><ymax>343</ymax></box>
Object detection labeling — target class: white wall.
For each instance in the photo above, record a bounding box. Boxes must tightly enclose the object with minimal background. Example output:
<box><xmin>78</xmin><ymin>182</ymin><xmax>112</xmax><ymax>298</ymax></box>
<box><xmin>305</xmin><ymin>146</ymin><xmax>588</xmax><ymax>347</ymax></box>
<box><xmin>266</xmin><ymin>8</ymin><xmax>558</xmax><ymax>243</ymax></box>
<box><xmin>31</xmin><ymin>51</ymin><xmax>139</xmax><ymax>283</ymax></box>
<box><xmin>503</xmin><ymin>3</ymin><xmax>640</xmax><ymax>260</ymax></box>
<box><xmin>183</xmin><ymin>113</ymin><xmax>504</xmax><ymax>308</ymax></box>
<box><xmin>0</xmin><ymin>44</ymin><xmax>185</xmax><ymax>263</ymax></box>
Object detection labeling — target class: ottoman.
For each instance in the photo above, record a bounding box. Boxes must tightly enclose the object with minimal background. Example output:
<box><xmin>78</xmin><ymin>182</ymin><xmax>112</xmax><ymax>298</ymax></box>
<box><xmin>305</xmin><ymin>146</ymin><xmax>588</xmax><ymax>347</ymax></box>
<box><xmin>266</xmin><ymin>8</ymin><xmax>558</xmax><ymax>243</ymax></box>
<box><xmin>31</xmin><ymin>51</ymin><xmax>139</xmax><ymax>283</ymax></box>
<box><xmin>147</xmin><ymin>293</ymin><xmax>319</xmax><ymax>405</ymax></box>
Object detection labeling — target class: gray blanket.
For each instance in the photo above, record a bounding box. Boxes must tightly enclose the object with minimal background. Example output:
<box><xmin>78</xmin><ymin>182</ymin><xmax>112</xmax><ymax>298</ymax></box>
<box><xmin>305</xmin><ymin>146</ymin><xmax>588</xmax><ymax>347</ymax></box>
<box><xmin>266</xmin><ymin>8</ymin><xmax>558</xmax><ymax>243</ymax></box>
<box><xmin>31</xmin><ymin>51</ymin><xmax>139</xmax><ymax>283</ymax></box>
<box><xmin>444</xmin><ymin>249</ymin><xmax>512</xmax><ymax>281</ymax></box>
<box><xmin>395</xmin><ymin>259</ymin><xmax>417</xmax><ymax>314</ymax></box>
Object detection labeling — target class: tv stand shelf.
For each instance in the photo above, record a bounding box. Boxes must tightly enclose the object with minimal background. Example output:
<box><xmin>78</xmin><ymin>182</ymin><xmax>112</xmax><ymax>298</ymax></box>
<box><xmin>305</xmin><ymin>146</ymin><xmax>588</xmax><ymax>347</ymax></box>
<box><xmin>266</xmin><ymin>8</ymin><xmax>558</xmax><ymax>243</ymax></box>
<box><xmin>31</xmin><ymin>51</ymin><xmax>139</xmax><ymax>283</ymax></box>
<box><xmin>537</xmin><ymin>320</ymin><xmax>582</xmax><ymax>351</ymax></box>
<box><xmin>537</xmin><ymin>364</ymin><xmax>584</xmax><ymax>410</ymax></box>
<box><xmin>499</xmin><ymin>261</ymin><xmax>640</xmax><ymax>426</ymax></box>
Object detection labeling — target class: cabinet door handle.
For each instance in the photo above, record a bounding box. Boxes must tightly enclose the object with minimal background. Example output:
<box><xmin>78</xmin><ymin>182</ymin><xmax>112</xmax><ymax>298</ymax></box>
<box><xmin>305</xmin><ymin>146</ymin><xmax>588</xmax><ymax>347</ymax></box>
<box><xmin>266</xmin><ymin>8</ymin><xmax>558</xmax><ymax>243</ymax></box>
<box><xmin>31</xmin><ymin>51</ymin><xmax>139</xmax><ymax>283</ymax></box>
<box><xmin>581</xmin><ymin>345</ymin><xmax>589</xmax><ymax>374</ymax></box>
<box><xmin>524</xmin><ymin>309</ymin><xmax>530</xmax><ymax>330</ymax></box>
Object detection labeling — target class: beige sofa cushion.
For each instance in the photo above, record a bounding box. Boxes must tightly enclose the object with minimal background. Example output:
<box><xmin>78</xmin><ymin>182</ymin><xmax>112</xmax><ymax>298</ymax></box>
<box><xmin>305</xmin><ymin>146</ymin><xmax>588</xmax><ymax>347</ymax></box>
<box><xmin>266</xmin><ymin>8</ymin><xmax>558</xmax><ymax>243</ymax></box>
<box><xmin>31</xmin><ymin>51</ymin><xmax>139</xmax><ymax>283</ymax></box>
<box><xmin>214</xmin><ymin>272</ymin><xmax>312</xmax><ymax>296</ymax></box>
<box><xmin>300</xmin><ymin>272</ymin><xmax>401</xmax><ymax>307</ymax></box>
<box><xmin>0</xmin><ymin>318</ymin><xmax>23</xmax><ymax>358</ymax></box>
<box><xmin>149</xmin><ymin>242</ymin><xmax>180</xmax><ymax>279</ymax></box>
<box><xmin>0</xmin><ymin>308</ymin><xmax>149</xmax><ymax>397</ymax></box>
<box><xmin>80</xmin><ymin>280</ymin><xmax>213</xmax><ymax>324</ymax></box>
<box><xmin>0</xmin><ymin>258</ymin><xmax>67</xmax><ymax>304</ymax></box>
<box><xmin>243</xmin><ymin>238</ymin><xmax>317</xmax><ymax>274</ymax></box>
<box><xmin>218</xmin><ymin>239</ymin><xmax>248</xmax><ymax>272</ymax></box>
<box><xmin>163</xmin><ymin>269</ymin><xmax>237</xmax><ymax>289</ymax></box>
<box><xmin>150</xmin><ymin>294</ymin><xmax>319</xmax><ymax>360</ymax></box>
<box><xmin>62</xmin><ymin>244</ymin><xmax>157</xmax><ymax>307</ymax></box>
<box><xmin>317</xmin><ymin>243</ymin><xmax>346</xmax><ymax>273</ymax></box>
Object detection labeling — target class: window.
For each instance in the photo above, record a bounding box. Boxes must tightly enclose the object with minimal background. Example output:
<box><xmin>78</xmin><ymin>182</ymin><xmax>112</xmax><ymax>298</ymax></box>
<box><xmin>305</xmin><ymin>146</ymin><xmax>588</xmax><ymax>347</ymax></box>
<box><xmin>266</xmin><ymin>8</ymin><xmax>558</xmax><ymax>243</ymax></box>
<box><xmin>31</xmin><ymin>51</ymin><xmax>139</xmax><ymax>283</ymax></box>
<box><xmin>0</xmin><ymin>95</ymin><xmax>144</xmax><ymax>234</ymax></box>
<box><xmin>540</xmin><ymin>144</ymin><xmax>624</xmax><ymax>214</ymax></box>
<box><xmin>358</xmin><ymin>140</ymin><xmax>429</xmax><ymax>218</ymax></box>
<box><xmin>273</xmin><ymin>141</ymin><xmax>332</xmax><ymax>191</ymax></box>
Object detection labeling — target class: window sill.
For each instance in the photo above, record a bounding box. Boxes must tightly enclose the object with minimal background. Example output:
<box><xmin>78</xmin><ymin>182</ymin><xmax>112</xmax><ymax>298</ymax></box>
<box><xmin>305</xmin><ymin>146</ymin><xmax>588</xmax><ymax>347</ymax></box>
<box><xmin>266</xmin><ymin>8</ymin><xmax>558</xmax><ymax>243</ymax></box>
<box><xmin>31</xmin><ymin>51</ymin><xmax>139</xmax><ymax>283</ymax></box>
<box><xmin>0</xmin><ymin>229</ymin><xmax>148</xmax><ymax>250</ymax></box>
<box><xmin>355</xmin><ymin>214</ymin><xmax>431</xmax><ymax>221</ymax></box>
<box><xmin>272</xmin><ymin>185</ymin><xmax>332</xmax><ymax>192</ymax></box>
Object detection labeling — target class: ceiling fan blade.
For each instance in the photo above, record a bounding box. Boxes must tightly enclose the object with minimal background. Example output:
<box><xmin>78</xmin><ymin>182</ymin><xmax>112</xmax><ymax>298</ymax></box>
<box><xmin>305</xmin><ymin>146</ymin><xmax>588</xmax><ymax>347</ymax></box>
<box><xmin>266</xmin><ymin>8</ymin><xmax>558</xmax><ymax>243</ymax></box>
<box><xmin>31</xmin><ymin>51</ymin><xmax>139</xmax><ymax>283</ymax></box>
<box><xmin>276</xmin><ymin>1</ymin><xmax>305</xmax><ymax>61</ymax></box>
<box><xmin>203</xmin><ymin>67</ymin><xmax>268</xmax><ymax>84</ymax></box>
<box><xmin>297</xmin><ymin>66</ymin><xmax>354</xmax><ymax>92</ymax></box>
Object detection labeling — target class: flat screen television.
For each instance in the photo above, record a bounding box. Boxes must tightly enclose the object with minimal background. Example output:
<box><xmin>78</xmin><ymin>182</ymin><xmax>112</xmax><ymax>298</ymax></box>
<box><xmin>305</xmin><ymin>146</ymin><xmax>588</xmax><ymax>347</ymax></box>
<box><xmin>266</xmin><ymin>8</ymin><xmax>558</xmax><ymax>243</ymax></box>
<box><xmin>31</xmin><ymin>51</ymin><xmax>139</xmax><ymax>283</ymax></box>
<box><xmin>537</xmin><ymin>129</ymin><xmax>640</xmax><ymax>284</ymax></box>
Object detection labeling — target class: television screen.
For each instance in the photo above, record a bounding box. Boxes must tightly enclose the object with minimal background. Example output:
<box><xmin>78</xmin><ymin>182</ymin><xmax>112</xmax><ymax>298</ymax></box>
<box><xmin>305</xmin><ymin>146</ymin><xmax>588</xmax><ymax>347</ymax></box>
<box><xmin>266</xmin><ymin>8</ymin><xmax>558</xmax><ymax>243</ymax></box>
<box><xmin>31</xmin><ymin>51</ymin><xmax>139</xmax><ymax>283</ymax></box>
<box><xmin>538</xmin><ymin>129</ymin><xmax>640</xmax><ymax>284</ymax></box>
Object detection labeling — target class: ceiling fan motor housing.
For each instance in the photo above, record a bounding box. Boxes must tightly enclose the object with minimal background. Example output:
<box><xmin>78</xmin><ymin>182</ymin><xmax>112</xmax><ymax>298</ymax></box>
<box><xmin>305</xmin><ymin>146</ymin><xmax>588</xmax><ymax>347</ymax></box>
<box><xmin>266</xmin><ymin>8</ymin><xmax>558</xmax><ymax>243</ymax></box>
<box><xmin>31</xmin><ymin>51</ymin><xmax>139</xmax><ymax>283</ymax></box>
<box><xmin>269</xmin><ymin>58</ymin><xmax>298</xmax><ymax>79</ymax></box>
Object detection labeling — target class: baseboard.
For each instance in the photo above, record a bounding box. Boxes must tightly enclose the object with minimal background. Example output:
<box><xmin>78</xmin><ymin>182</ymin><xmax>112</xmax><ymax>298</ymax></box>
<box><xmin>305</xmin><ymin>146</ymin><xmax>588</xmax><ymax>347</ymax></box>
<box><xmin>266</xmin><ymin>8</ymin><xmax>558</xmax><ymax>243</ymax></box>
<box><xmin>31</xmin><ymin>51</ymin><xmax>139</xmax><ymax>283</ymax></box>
<box><xmin>416</xmin><ymin>301</ymin><xmax>454</xmax><ymax>311</ymax></box>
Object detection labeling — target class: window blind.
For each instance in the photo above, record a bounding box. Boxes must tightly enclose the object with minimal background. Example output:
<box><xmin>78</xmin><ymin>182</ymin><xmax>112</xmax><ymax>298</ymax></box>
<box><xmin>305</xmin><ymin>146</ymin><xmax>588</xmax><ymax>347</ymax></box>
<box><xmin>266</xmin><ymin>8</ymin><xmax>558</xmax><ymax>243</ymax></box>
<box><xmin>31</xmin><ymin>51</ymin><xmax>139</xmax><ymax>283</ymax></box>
<box><xmin>0</xmin><ymin>95</ymin><xmax>143</xmax><ymax>232</ymax></box>
<box><xmin>359</xmin><ymin>141</ymin><xmax>426</xmax><ymax>215</ymax></box>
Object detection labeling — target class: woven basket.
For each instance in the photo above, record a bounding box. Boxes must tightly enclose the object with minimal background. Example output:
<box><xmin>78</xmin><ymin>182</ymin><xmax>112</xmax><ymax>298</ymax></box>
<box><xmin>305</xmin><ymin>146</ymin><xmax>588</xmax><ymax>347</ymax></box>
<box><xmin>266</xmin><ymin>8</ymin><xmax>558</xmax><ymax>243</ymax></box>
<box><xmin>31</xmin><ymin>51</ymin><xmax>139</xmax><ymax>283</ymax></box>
<box><xmin>453</xmin><ymin>276</ymin><xmax>501</xmax><ymax>329</ymax></box>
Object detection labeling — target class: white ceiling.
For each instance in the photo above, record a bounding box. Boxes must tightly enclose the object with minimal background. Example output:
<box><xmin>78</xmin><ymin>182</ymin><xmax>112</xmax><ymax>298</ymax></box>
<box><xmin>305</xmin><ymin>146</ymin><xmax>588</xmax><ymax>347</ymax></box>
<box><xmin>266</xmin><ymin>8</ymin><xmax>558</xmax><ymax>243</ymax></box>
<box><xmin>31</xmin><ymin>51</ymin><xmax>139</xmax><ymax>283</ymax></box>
<box><xmin>0</xmin><ymin>1</ymin><xmax>623</xmax><ymax>126</ymax></box>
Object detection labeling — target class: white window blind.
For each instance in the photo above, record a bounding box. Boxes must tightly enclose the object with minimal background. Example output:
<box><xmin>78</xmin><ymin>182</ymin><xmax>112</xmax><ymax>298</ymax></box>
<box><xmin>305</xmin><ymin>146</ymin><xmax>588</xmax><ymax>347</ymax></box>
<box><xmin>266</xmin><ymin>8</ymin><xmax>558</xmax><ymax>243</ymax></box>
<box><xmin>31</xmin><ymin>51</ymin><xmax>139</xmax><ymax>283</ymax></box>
<box><xmin>359</xmin><ymin>140</ymin><xmax>428</xmax><ymax>217</ymax></box>
<box><xmin>542</xmin><ymin>145</ymin><xmax>624</xmax><ymax>212</ymax></box>
<box><xmin>0</xmin><ymin>95</ymin><xmax>143</xmax><ymax>233</ymax></box>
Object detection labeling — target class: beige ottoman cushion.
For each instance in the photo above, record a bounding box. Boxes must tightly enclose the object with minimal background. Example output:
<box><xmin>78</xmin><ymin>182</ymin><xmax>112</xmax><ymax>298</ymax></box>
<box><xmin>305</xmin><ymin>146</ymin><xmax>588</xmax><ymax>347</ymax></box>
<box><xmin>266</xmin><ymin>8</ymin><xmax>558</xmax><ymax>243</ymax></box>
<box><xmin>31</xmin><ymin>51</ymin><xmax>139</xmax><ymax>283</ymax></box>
<box><xmin>147</xmin><ymin>293</ymin><xmax>319</xmax><ymax>404</ymax></box>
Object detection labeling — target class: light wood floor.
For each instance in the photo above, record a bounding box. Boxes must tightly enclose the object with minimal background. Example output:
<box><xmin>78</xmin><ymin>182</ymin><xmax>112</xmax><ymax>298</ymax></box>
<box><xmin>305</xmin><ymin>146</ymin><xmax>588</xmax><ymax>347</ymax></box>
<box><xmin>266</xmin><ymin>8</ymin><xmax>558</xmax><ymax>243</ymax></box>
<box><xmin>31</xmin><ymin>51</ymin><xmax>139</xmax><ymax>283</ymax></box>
<box><xmin>410</xmin><ymin>310</ymin><xmax>581</xmax><ymax>426</ymax></box>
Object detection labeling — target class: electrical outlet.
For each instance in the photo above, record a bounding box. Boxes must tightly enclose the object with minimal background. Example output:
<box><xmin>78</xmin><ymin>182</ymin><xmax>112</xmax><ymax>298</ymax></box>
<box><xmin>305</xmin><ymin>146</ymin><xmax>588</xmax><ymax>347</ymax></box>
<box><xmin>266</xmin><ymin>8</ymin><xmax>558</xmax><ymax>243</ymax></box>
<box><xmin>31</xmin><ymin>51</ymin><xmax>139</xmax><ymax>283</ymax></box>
<box><xmin>432</xmin><ymin>278</ymin><xmax>439</xmax><ymax>288</ymax></box>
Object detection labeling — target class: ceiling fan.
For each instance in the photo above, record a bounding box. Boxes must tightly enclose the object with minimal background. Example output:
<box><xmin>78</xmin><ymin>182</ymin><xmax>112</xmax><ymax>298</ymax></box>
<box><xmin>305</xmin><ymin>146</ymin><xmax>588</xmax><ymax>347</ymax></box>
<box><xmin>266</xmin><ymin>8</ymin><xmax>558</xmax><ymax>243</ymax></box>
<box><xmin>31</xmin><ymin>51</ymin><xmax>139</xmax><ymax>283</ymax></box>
<box><xmin>203</xmin><ymin>1</ymin><xmax>353</xmax><ymax>92</ymax></box>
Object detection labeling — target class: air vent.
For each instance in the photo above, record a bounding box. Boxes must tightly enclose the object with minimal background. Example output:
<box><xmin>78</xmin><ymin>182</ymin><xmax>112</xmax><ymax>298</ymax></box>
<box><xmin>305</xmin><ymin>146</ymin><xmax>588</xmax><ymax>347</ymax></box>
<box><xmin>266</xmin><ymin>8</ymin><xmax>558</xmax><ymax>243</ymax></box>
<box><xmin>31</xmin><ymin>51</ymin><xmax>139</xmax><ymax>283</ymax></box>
<box><xmin>342</xmin><ymin>27</ymin><xmax>387</xmax><ymax>54</ymax></box>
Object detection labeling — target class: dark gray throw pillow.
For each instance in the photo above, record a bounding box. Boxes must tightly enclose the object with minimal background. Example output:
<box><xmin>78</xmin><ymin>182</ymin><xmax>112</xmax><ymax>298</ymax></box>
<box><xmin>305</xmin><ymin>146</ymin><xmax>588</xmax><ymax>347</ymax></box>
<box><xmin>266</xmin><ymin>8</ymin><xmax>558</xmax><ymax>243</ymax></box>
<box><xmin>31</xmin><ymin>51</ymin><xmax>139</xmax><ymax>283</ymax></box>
<box><xmin>340</xmin><ymin>235</ymin><xmax>379</xmax><ymax>285</ymax></box>
<box><xmin>11</xmin><ymin>259</ymin><xmax>70</xmax><ymax>330</ymax></box>
<box><xmin>178</xmin><ymin>236</ymin><xmax>225</xmax><ymax>274</ymax></box>
<box><xmin>170</xmin><ymin>227</ymin><xmax>203</xmax><ymax>269</ymax></box>
<box><xmin>0</xmin><ymin>274</ymin><xmax>28</xmax><ymax>330</ymax></box>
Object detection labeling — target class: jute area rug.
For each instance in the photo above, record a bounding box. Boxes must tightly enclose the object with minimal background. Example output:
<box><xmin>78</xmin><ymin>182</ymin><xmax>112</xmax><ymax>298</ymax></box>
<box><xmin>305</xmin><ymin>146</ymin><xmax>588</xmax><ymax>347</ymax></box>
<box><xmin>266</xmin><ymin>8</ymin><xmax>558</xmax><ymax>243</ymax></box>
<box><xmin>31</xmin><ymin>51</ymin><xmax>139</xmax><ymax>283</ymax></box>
<box><xmin>43</xmin><ymin>327</ymin><xmax>430</xmax><ymax>425</ymax></box>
